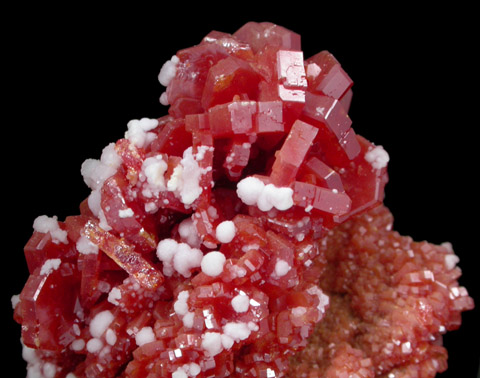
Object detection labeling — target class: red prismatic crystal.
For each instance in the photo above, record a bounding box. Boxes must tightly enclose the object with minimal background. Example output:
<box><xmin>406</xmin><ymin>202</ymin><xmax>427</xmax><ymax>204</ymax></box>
<box><xmin>13</xmin><ymin>21</ymin><xmax>472</xmax><ymax>378</ymax></box>
<box><xmin>223</xmin><ymin>137</ymin><xmax>252</xmax><ymax>180</ymax></box>
<box><xmin>201</xmin><ymin>31</ymin><xmax>255</xmax><ymax>61</ymax></box>
<box><xmin>166</xmin><ymin>43</ymin><xmax>230</xmax><ymax>117</ymax></box>
<box><xmin>100</xmin><ymin>172</ymin><xmax>158</xmax><ymax>253</ymax></box>
<box><xmin>188</xmin><ymin>99</ymin><xmax>285</xmax><ymax>140</ymax></box>
<box><xmin>209</xmin><ymin>100</ymin><xmax>257</xmax><ymax>137</ymax></box>
<box><xmin>115</xmin><ymin>138</ymin><xmax>146</xmax><ymax>185</ymax></box>
<box><xmin>303</xmin><ymin>92</ymin><xmax>352</xmax><ymax>140</ymax></box>
<box><xmin>150</xmin><ymin>118</ymin><xmax>192</xmax><ymax>157</ymax></box>
<box><xmin>201</xmin><ymin>56</ymin><xmax>261</xmax><ymax>108</ymax></box>
<box><xmin>306</xmin><ymin>50</ymin><xmax>353</xmax><ymax>99</ymax></box>
<box><xmin>17</xmin><ymin>261</ymin><xmax>80</xmax><ymax>352</ymax></box>
<box><xmin>292</xmin><ymin>181</ymin><xmax>351</xmax><ymax>216</ymax></box>
<box><xmin>300</xmin><ymin>156</ymin><xmax>345</xmax><ymax>192</ymax></box>
<box><xmin>255</xmin><ymin>100</ymin><xmax>284</xmax><ymax>133</ymax></box>
<box><xmin>256</xmin><ymin>47</ymin><xmax>308</xmax><ymax>126</ymax></box>
<box><xmin>302</xmin><ymin>91</ymin><xmax>360</xmax><ymax>165</ymax></box>
<box><xmin>23</xmin><ymin>226</ymin><xmax>74</xmax><ymax>274</ymax></box>
<box><xmin>336</xmin><ymin>136</ymin><xmax>389</xmax><ymax>220</ymax></box>
<box><xmin>276</xmin><ymin>50</ymin><xmax>308</xmax><ymax>103</ymax></box>
<box><xmin>270</xmin><ymin>119</ymin><xmax>318</xmax><ymax>186</ymax></box>
<box><xmin>233</xmin><ymin>21</ymin><xmax>301</xmax><ymax>53</ymax></box>
<box><xmin>83</xmin><ymin>220</ymin><xmax>164</xmax><ymax>290</ymax></box>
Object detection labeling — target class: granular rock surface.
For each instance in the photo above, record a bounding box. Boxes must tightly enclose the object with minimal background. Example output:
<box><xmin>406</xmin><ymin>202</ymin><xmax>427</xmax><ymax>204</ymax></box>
<box><xmin>287</xmin><ymin>205</ymin><xmax>473</xmax><ymax>377</ymax></box>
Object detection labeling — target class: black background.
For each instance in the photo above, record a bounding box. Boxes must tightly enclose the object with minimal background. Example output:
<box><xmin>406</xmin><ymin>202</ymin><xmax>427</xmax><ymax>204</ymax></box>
<box><xmin>3</xmin><ymin>4</ymin><xmax>479</xmax><ymax>377</ymax></box>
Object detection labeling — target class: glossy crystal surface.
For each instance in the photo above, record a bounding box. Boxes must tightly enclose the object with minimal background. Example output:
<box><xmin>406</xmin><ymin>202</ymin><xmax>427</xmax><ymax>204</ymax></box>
<box><xmin>13</xmin><ymin>21</ymin><xmax>472</xmax><ymax>378</ymax></box>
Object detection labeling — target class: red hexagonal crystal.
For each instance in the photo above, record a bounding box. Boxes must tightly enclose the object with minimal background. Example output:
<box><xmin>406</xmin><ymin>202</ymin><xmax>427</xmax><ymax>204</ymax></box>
<box><xmin>13</xmin><ymin>21</ymin><xmax>473</xmax><ymax>378</ymax></box>
<box><xmin>201</xmin><ymin>56</ymin><xmax>261</xmax><ymax>109</ymax></box>
<box><xmin>306</xmin><ymin>50</ymin><xmax>353</xmax><ymax>100</ymax></box>
<box><xmin>270</xmin><ymin>119</ymin><xmax>318</xmax><ymax>186</ymax></box>
<box><xmin>233</xmin><ymin>21</ymin><xmax>301</xmax><ymax>53</ymax></box>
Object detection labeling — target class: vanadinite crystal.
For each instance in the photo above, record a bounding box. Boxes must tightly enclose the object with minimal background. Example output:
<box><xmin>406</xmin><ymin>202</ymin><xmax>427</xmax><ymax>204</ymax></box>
<box><xmin>13</xmin><ymin>21</ymin><xmax>474</xmax><ymax>378</ymax></box>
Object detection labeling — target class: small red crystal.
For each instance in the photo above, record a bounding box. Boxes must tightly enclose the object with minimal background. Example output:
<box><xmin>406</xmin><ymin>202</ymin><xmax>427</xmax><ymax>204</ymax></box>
<box><xmin>270</xmin><ymin>119</ymin><xmax>318</xmax><ymax>186</ymax></box>
<box><xmin>13</xmin><ymin>21</ymin><xmax>473</xmax><ymax>378</ymax></box>
<box><xmin>233</xmin><ymin>22</ymin><xmax>301</xmax><ymax>53</ymax></box>
<box><xmin>83</xmin><ymin>220</ymin><xmax>164</xmax><ymax>290</ymax></box>
<box><xmin>306</xmin><ymin>50</ymin><xmax>353</xmax><ymax>100</ymax></box>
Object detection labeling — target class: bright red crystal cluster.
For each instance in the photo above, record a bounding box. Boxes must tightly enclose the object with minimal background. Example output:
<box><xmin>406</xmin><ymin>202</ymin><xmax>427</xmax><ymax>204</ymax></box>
<box><xmin>12</xmin><ymin>22</ymin><xmax>473</xmax><ymax>378</ymax></box>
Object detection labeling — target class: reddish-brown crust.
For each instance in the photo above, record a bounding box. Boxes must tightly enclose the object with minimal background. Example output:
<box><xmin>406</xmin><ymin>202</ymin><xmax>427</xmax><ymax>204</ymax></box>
<box><xmin>287</xmin><ymin>205</ymin><xmax>473</xmax><ymax>377</ymax></box>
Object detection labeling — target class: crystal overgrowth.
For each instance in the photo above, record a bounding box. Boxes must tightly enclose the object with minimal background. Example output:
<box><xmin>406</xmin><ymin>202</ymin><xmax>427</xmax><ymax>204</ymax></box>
<box><xmin>12</xmin><ymin>21</ymin><xmax>473</xmax><ymax>378</ymax></box>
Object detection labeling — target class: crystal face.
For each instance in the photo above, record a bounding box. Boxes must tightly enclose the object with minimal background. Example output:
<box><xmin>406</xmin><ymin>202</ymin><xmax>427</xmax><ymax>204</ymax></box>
<box><xmin>12</xmin><ymin>21</ymin><xmax>473</xmax><ymax>378</ymax></box>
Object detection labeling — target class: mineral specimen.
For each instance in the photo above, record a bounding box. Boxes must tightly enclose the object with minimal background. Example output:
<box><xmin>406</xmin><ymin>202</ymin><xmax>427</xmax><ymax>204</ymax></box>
<box><xmin>12</xmin><ymin>21</ymin><xmax>473</xmax><ymax>378</ymax></box>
